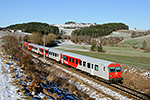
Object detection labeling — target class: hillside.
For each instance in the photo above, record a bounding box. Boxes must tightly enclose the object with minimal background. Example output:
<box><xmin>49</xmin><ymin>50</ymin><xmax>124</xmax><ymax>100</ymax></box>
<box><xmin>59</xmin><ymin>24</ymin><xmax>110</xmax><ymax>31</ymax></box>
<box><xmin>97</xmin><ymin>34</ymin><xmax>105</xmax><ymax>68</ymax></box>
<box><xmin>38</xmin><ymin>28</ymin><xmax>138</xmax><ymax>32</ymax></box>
<box><xmin>104</xmin><ymin>30</ymin><xmax>134</xmax><ymax>38</ymax></box>
<box><xmin>72</xmin><ymin>23</ymin><xmax>129</xmax><ymax>38</ymax></box>
<box><xmin>119</xmin><ymin>34</ymin><xmax>150</xmax><ymax>48</ymax></box>
<box><xmin>3</xmin><ymin>22</ymin><xmax>59</xmax><ymax>35</ymax></box>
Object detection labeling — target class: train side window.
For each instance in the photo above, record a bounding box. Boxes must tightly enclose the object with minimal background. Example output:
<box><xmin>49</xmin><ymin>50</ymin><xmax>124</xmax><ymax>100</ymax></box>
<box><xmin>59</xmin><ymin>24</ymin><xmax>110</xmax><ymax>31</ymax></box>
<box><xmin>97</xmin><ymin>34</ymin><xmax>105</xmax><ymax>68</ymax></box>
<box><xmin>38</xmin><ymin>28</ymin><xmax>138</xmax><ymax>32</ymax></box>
<box><xmin>56</xmin><ymin>53</ymin><xmax>58</xmax><ymax>57</ymax></box>
<box><xmin>66</xmin><ymin>57</ymin><xmax>68</xmax><ymax>61</ymax></box>
<box><xmin>53</xmin><ymin>53</ymin><xmax>55</xmax><ymax>56</ymax></box>
<box><xmin>69</xmin><ymin>57</ymin><xmax>71</xmax><ymax>62</ymax></box>
<box><xmin>76</xmin><ymin>59</ymin><xmax>78</xmax><ymax>64</ymax></box>
<box><xmin>72</xmin><ymin>58</ymin><xmax>74</xmax><ymax>63</ymax></box>
<box><xmin>103</xmin><ymin>67</ymin><xmax>105</xmax><ymax>71</ymax></box>
<box><xmin>92</xmin><ymin>64</ymin><xmax>93</xmax><ymax>69</ymax></box>
<box><xmin>46</xmin><ymin>50</ymin><xmax>48</xmax><ymax>54</ymax></box>
<box><xmin>83</xmin><ymin>61</ymin><xmax>86</xmax><ymax>67</ymax></box>
<box><xmin>61</xmin><ymin>54</ymin><xmax>62</xmax><ymax>58</ymax></box>
<box><xmin>33</xmin><ymin>47</ymin><xmax>37</xmax><ymax>50</ymax></box>
<box><xmin>40</xmin><ymin>49</ymin><xmax>43</xmax><ymax>52</ymax></box>
<box><xmin>79</xmin><ymin>60</ymin><xmax>82</xmax><ymax>65</ymax></box>
<box><xmin>50</xmin><ymin>52</ymin><xmax>52</xmax><ymax>55</ymax></box>
<box><xmin>95</xmin><ymin>65</ymin><xmax>98</xmax><ymax>71</ymax></box>
<box><xmin>63</xmin><ymin>56</ymin><xmax>65</xmax><ymax>60</ymax></box>
<box><xmin>87</xmin><ymin>63</ymin><xmax>90</xmax><ymax>68</ymax></box>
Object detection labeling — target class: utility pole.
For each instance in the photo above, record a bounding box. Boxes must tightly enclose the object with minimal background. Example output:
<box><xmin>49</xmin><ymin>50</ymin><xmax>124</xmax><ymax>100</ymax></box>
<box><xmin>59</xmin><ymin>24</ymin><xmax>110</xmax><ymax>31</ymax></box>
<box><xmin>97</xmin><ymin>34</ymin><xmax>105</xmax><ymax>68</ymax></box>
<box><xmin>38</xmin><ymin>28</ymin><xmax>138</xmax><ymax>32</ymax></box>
<box><xmin>44</xmin><ymin>34</ymin><xmax>45</xmax><ymax>63</ymax></box>
<box><xmin>22</xmin><ymin>36</ymin><xmax>23</xmax><ymax>49</ymax></box>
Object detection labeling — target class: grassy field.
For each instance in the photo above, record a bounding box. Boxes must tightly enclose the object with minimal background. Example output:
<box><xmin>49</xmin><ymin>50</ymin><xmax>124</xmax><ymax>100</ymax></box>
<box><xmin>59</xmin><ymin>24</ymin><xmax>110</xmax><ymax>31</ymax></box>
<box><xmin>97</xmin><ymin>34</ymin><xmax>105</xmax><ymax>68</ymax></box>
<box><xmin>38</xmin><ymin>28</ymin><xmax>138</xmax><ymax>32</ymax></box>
<box><xmin>104</xmin><ymin>30</ymin><xmax>133</xmax><ymax>38</ymax></box>
<box><xmin>59</xmin><ymin>49</ymin><xmax>150</xmax><ymax>69</ymax></box>
<box><xmin>56</xmin><ymin>43</ymin><xmax>91</xmax><ymax>50</ymax></box>
<box><xmin>55</xmin><ymin>43</ymin><xmax>150</xmax><ymax>58</ymax></box>
<box><xmin>103</xmin><ymin>46</ymin><xmax>150</xmax><ymax>58</ymax></box>
<box><xmin>118</xmin><ymin>35</ymin><xmax>150</xmax><ymax>48</ymax></box>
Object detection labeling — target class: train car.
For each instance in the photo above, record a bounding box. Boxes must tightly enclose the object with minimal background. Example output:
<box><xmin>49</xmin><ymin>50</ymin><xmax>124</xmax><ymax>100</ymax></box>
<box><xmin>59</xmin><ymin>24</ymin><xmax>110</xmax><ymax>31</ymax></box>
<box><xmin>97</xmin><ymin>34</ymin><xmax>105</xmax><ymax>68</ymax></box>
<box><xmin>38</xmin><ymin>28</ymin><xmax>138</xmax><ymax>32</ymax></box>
<box><xmin>48</xmin><ymin>48</ymin><xmax>64</xmax><ymax>62</ymax></box>
<box><xmin>38</xmin><ymin>46</ymin><xmax>50</xmax><ymax>57</ymax></box>
<box><xmin>28</xmin><ymin>43</ymin><xmax>40</xmax><ymax>54</ymax></box>
<box><xmin>60</xmin><ymin>51</ymin><xmax>123</xmax><ymax>83</ymax></box>
<box><xmin>23</xmin><ymin>42</ymin><xmax>29</xmax><ymax>49</ymax></box>
<box><xmin>28</xmin><ymin>44</ymin><xmax>33</xmax><ymax>51</ymax></box>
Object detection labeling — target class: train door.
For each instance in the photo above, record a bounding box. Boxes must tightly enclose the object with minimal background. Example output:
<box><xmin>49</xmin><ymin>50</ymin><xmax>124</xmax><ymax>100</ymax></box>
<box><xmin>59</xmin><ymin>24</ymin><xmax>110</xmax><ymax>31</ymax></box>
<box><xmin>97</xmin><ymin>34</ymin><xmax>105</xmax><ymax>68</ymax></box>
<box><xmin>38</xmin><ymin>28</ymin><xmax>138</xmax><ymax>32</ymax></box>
<box><xmin>60</xmin><ymin>54</ymin><xmax>63</xmax><ymax>63</ymax></box>
<box><xmin>91</xmin><ymin>63</ymin><xmax>94</xmax><ymax>75</ymax></box>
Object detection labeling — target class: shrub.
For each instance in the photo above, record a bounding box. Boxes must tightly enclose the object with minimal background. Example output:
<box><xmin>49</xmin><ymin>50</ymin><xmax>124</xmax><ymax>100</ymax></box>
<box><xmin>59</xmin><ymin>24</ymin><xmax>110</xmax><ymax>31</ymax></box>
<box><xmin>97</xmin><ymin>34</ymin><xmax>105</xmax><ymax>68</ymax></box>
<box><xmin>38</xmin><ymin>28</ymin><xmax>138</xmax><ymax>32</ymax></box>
<box><xmin>90</xmin><ymin>44</ymin><xmax>96</xmax><ymax>51</ymax></box>
<box><xmin>97</xmin><ymin>43</ymin><xmax>103</xmax><ymax>52</ymax></box>
<box><xmin>142</xmin><ymin>40</ymin><xmax>147</xmax><ymax>49</ymax></box>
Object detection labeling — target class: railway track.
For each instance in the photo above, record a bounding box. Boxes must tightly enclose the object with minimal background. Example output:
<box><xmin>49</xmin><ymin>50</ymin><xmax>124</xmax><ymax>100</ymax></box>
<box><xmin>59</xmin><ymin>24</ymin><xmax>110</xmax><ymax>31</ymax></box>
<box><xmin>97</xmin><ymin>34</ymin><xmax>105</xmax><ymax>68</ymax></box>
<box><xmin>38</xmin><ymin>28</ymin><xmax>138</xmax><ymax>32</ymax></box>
<box><xmin>111</xmin><ymin>83</ymin><xmax>150</xmax><ymax>100</ymax></box>
<box><xmin>24</xmin><ymin>48</ymin><xmax>150</xmax><ymax>100</ymax></box>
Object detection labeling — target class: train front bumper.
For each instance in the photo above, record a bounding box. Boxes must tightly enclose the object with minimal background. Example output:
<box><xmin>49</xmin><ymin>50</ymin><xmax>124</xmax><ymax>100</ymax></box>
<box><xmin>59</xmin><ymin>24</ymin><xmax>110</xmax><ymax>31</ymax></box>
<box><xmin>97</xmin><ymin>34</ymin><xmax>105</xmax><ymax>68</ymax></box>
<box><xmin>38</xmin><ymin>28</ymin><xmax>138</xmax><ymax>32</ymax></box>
<box><xmin>109</xmin><ymin>78</ymin><xmax>123</xmax><ymax>83</ymax></box>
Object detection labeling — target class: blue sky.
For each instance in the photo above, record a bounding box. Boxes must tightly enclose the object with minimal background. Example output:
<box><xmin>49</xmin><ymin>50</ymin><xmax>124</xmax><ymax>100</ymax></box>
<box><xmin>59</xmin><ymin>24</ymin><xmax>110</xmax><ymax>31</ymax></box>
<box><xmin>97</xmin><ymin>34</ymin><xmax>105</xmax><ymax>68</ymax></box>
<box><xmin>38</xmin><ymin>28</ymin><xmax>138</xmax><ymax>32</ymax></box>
<box><xmin>0</xmin><ymin>0</ymin><xmax>150</xmax><ymax>30</ymax></box>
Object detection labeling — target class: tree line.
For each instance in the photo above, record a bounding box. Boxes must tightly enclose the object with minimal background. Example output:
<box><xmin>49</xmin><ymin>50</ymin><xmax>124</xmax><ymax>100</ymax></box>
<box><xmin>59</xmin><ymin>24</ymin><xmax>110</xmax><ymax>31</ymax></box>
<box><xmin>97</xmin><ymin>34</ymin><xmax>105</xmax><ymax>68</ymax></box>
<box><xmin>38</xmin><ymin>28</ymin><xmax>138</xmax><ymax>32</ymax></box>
<box><xmin>3</xmin><ymin>22</ymin><xmax>59</xmax><ymax>35</ymax></box>
<box><xmin>72</xmin><ymin>23</ymin><xmax>129</xmax><ymax>38</ymax></box>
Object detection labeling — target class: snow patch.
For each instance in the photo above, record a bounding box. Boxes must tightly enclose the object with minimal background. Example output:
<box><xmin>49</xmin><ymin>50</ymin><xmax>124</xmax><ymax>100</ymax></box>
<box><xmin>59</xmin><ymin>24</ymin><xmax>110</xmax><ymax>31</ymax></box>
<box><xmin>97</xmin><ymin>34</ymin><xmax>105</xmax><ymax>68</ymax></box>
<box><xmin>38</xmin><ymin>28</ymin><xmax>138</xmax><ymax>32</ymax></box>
<box><xmin>0</xmin><ymin>54</ymin><xmax>21</xmax><ymax>100</ymax></box>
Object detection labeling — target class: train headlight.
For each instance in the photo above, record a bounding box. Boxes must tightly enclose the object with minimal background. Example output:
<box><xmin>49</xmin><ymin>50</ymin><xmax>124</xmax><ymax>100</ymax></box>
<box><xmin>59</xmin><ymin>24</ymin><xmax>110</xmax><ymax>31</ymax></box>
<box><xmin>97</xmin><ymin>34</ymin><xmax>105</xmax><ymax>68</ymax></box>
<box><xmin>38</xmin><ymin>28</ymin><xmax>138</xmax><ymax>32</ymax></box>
<box><xmin>110</xmin><ymin>75</ymin><xmax>113</xmax><ymax>77</ymax></box>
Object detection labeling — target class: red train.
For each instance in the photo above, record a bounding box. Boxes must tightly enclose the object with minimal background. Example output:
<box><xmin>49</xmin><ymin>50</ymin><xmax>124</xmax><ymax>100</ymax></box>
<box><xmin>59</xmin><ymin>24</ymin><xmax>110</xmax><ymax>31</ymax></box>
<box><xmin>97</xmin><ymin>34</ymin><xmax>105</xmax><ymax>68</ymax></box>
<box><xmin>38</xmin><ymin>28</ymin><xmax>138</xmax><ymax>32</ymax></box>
<box><xmin>24</xmin><ymin>42</ymin><xmax>123</xmax><ymax>83</ymax></box>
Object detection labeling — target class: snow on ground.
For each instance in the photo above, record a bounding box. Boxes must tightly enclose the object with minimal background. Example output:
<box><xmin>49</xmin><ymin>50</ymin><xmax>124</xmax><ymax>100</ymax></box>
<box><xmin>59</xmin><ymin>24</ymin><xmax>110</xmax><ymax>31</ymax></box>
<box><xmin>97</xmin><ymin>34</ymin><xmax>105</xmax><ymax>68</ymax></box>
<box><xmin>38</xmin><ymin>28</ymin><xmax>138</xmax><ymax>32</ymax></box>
<box><xmin>0</xmin><ymin>51</ymin><xmax>21</xmax><ymax>100</ymax></box>
<box><xmin>125</xmin><ymin>67</ymin><xmax>150</xmax><ymax>80</ymax></box>
<box><xmin>15</xmin><ymin>32</ymin><xmax>32</xmax><ymax>35</ymax></box>
<box><xmin>62</xmin><ymin>39</ymin><xmax>75</xmax><ymax>44</ymax></box>
<box><xmin>61</xmin><ymin>28</ymin><xmax>75</xmax><ymax>36</ymax></box>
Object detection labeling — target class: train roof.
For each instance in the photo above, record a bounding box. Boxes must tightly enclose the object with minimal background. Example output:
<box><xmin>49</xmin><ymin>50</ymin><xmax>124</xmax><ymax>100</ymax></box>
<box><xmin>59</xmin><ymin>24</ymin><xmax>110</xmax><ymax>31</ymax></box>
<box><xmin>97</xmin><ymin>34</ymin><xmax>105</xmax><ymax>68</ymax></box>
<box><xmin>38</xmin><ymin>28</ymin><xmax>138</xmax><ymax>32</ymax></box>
<box><xmin>28</xmin><ymin>43</ymin><xmax>50</xmax><ymax>50</ymax></box>
<box><xmin>62</xmin><ymin>51</ymin><xmax>114</xmax><ymax>67</ymax></box>
<box><xmin>28</xmin><ymin>43</ymin><xmax>40</xmax><ymax>47</ymax></box>
<box><xmin>38</xmin><ymin>46</ymin><xmax>50</xmax><ymax>50</ymax></box>
<box><xmin>49</xmin><ymin>48</ymin><xmax>65</xmax><ymax>53</ymax></box>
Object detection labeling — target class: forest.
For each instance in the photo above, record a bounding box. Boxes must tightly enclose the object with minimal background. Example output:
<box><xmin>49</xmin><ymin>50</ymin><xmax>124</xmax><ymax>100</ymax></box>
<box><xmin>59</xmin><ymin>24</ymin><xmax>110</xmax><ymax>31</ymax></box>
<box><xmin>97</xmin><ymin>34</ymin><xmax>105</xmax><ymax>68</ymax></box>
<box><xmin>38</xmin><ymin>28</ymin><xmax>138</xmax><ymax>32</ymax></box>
<box><xmin>3</xmin><ymin>22</ymin><xmax>59</xmax><ymax>35</ymax></box>
<box><xmin>71</xmin><ymin>23</ymin><xmax>129</xmax><ymax>38</ymax></box>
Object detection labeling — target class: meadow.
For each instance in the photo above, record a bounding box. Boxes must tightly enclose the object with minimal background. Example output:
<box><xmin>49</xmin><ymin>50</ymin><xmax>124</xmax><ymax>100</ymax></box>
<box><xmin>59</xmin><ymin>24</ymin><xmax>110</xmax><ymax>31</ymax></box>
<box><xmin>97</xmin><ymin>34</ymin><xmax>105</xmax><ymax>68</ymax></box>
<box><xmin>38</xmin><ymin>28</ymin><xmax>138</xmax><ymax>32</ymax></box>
<box><xmin>118</xmin><ymin>35</ymin><xmax>150</xmax><ymax>48</ymax></box>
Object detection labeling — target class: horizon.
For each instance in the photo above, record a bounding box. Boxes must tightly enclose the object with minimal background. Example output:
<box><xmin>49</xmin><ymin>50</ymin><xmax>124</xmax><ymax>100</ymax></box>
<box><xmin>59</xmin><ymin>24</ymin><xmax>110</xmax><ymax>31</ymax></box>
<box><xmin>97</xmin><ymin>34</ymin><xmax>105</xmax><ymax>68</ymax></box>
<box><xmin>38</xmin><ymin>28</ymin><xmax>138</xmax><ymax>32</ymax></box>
<box><xmin>0</xmin><ymin>0</ymin><xmax>150</xmax><ymax>30</ymax></box>
<box><xmin>0</xmin><ymin>21</ymin><xmax>147</xmax><ymax>31</ymax></box>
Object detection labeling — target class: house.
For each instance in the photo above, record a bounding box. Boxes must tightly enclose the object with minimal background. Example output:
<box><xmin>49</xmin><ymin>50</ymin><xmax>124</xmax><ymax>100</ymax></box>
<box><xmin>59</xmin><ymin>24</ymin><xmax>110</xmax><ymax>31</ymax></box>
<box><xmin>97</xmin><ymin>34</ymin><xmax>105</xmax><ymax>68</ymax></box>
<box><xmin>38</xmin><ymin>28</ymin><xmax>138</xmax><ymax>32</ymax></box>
<box><xmin>16</xmin><ymin>29</ymin><xmax>22</xmax><ymax>33</ymax></box>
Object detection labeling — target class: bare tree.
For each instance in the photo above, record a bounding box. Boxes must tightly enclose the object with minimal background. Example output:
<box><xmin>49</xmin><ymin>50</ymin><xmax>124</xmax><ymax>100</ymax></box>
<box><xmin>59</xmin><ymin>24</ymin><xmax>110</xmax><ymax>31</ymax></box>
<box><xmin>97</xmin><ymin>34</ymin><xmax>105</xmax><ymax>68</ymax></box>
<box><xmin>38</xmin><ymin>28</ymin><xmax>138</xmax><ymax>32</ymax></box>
<box><xmin>142</xmin><ymin>40</ymin><xmax>147</xmax><ymax>49</ymax></box>
<box><xmin>1</xmin><ymin>35</ymin><xmax>19</xmax><ymax>57</ymax></box>
<box><xmin>97</xmin><ymin>42</ymin><xmax>103</xmax><ymax>52</ymax></box>
<box><xmin>29</xmin><ymin>32</ymin><xmax>42</xmax><ymax>44</ymax></box>
<box><xmin>145</xmin><ymin>39</ymin><xmax>150</xmax><ymax>52</ymax></box>
<box><xmin>42</xmin><ymin>33</ymin><xmax>57</xmax><ymax>46</ymax></box>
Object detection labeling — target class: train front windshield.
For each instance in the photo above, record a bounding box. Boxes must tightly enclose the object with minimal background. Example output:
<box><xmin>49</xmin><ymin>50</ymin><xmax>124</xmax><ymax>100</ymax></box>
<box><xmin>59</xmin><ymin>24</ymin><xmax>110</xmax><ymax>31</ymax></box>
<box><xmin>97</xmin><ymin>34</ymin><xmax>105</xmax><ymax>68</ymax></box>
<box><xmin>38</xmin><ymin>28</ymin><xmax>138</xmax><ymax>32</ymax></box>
<box><xmin>109</xmin><ymin>67</ymin><xmax>122</xmax><ymax>72</ymax></box>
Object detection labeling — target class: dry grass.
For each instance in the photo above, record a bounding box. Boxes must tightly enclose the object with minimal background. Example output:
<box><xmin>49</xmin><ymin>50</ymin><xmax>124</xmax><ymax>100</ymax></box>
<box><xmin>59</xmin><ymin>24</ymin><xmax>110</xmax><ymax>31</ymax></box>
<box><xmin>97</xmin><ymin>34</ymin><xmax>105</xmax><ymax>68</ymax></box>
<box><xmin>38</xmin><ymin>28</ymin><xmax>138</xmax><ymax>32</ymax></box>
<box><xmin>122</xmin><ymin>65</ymin><xmax>150</xmax><ymax>95</ymax></box>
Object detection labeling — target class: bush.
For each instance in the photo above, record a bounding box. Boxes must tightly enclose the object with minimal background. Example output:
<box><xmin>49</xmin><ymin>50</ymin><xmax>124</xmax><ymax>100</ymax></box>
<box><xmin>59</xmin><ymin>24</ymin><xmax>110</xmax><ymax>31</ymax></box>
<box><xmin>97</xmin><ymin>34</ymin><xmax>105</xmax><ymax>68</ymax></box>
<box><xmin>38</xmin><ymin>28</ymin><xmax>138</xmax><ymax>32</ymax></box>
<box><xmin>90</xmin><ymin>44</ymin><xmax>96</xmax><ymax>51</ymax></box>
<box><xmin>142</xmin><ymin>40</ymin><xmax>147</xmax><ymax>49</ymax></box>
<box><xmin>97</xmin><ymin>43</ymin><xmax>103</xmax><ymax>52</ymax></box>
